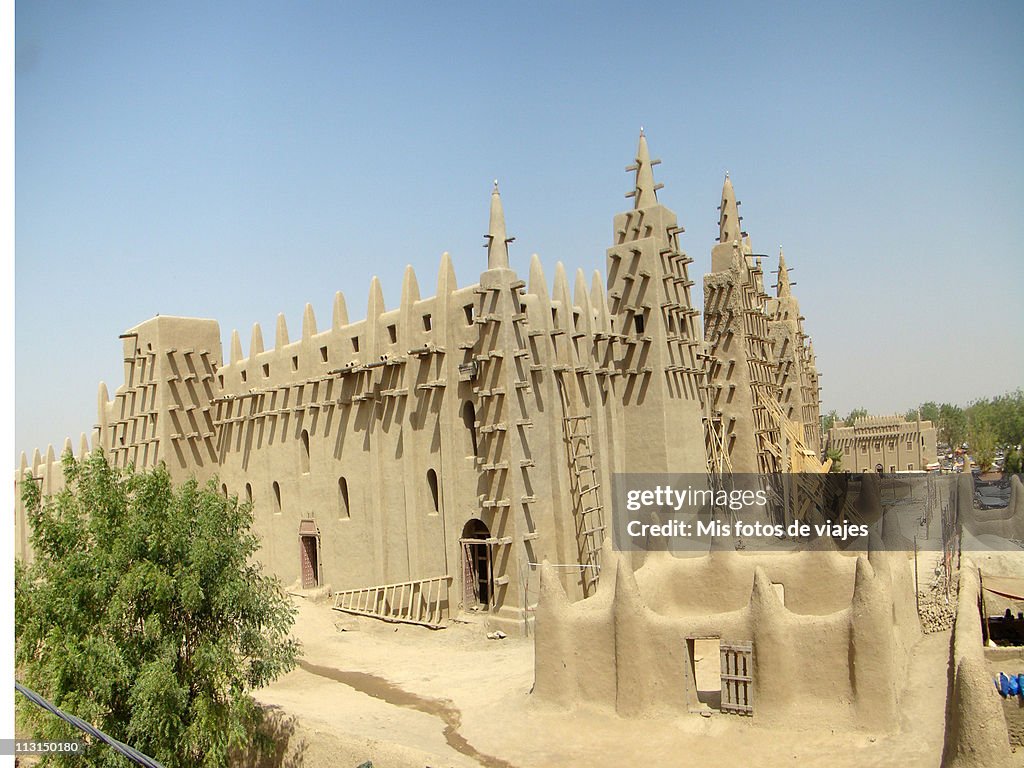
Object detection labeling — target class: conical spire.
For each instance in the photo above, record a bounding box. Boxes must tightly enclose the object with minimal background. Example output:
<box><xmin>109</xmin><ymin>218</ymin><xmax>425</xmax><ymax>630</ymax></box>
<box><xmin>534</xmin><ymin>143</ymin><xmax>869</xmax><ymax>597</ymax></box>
<box><xmin>777</xmin><ymin>247</ymin><xmax>792</xmax><ymax>298</ymax></box>
<box><xmin>718</xmin><ymin>173</ymin><xmax>742</xmax><ymax>245</ymax></box>
<box><xmin>485</xmin><ymin>180</ymin><xmax>513</xmax><ymax>270</ymax></box>
<box><xmin>625</xmin><ymin>128</ymin><xmax>663</xmax><ymax>209</ymax></box>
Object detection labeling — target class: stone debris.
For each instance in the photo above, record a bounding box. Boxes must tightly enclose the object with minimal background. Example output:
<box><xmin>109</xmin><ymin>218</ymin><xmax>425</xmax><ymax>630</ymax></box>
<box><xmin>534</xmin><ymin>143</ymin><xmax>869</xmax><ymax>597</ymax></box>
<box><xmin>918</xmin><ymin>562</ymin><xmax>957</xmax><ymax>633</ymax></box>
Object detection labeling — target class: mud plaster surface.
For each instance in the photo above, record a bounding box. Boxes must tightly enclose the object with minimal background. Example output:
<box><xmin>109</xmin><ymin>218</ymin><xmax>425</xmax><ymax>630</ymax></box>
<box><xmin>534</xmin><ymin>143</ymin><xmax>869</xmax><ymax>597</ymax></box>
<box><xmin>249</xmin><ymin>595</ymin><xmax>1013</xmax><ymax>768</ymax></box>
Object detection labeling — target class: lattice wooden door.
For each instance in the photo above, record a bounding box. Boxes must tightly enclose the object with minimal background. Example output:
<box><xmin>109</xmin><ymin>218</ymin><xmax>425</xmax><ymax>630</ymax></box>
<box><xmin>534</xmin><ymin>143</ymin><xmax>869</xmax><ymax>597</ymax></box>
<box><xmin>300</xmin><ymin>535</ymin><xmax>319</xmax><ymax>588</ymax></box>
<box><xmin>720</xmin><ymin>641</ymin><xmax>753</xmax><ymax>715</ymax></box>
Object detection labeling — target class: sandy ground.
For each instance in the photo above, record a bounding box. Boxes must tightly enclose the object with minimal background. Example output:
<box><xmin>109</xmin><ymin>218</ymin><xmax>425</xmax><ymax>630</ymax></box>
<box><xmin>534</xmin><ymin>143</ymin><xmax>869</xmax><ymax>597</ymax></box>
<box><xmin>251</xmin><ymin>595</ymin><xmax>959</xmax><ymax>768</ymax></box>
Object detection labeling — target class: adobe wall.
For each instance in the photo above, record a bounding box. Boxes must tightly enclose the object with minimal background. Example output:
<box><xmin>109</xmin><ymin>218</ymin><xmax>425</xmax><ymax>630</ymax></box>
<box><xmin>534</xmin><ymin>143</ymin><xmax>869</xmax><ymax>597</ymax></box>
<box><xmin>942</xmin><ymin>563</ymin><xmax>1013</xmax><ymax>767</ymax></box>
<box><xmin>534</xmin><ymin>539</ymin><xmax>916</xmax><ymax>731</ymax></box>
<box><xmin>962</xmin><ymin>475</ymin><xmax>1024</xmax><ymax>540</ymax></box>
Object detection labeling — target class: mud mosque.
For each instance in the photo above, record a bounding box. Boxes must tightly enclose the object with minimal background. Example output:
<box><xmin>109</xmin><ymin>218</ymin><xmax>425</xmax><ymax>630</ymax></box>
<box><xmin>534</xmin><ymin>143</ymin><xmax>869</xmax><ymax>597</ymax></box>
<box><xmin>16</xmin><ymin>133</ymin><xmax>828</xmax><ymax>630</ymax></box>
<box><xmin>18</xmin><ymin>132</ymin><xmax>1024</xmax><ymax>766</ymax></box>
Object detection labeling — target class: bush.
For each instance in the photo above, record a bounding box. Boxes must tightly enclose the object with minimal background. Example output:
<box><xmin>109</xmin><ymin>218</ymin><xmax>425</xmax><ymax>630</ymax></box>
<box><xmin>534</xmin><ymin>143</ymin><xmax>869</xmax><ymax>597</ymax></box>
<box><xmin>16</xmin><ymin>451</ymin><xmax>300</xmax><ymax>767</ymax></box>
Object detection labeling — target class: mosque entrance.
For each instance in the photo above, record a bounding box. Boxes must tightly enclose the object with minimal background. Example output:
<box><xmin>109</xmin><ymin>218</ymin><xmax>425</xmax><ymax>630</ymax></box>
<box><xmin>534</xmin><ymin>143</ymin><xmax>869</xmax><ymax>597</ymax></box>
<box><xmin>460</xmin><ymin>519</ymin><xmax>492</xmax><ymax>609</ymax></box>
<box><xmin>299</xmin><ymin>519</ymin><xmax>319</xmax><ymax>589</ymax></box>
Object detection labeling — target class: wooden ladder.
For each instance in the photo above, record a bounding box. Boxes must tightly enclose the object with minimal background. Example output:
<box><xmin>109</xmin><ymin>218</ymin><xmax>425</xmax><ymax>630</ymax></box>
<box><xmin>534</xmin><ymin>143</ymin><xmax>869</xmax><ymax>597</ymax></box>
<box><xmin>556</xmin><ymin>371</ymin><xmax>605</xmax><ymax>596</ymax></box>
<box><xmin>332</xmin><ymin>575</ymin><xmax>452</xmax><ymax>628</ymax></box>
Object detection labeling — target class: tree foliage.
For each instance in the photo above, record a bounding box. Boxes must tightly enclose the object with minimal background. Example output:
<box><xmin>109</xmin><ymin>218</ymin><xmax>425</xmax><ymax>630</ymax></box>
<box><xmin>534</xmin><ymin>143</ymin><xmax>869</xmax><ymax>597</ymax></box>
<box><xmin>938</xmin><ymin>403</ymin><xmax>968</xmax><ymax>449</ymax></box>
<box><xmin>844</xmin><ymin>407</ymin><xmax>868</xmax><ymax>424</ymax></box>
<box><xmin>1007</xmin><ymin>448</ymin><xmax>1023</xmax><ymax>475</ymax></box>
<box><xmin>16</xmin><ymin>451</ymin><xmax>300</xmax><ymax>767</ymax></box>
<box><xmin>825</xmin><ymin>446</ymin><xmax>843</xmax><ymax>472</ymax></box>
<box><xmin>821</xmin><ymin>409</ymin><xmax>839</xmax><ymax>434</ymax></box>
<box><xmin>904</xmin><ymin>390</ymin><xmax>1024</xmax><ymax>451</ymax></box>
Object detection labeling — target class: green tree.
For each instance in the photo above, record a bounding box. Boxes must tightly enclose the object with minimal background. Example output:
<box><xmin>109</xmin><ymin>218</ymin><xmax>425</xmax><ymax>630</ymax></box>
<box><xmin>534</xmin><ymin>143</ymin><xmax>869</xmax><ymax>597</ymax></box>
<box><xmin>16</xmin><ymin>451</ymin><xmax>299</xmax><ymax>767</ymax></box>
<box><xmin>938</xmin><ymin>403</ymin><xmax>968</xmax><ymax>449</ymax></box>
<box><xmin>821</xmin><ymin>410</ymin><xmax>839</xmax><ymax>434</ymax></box>
<box><xmin>825</xmin><ymin>446</ymin><xmax>843</xmax><ymax>472</ymax></box>
<box><xmin>1006</xmin><ymin>448</ymin><xmax>1023</xmax><ymax>475</ymax></box>
<box><xmin>919</xmin><ymin>401</ymin><xmax>940</xmax><ymax>424</ymax></box>
<box><xmin>844</xmin><ymin>407</ymin><xmax>868</xmax><ymax>424</ymax></box>
<box><xmin>969</xmin><ymin>422</ymin><xmax>997</xmax><ymax>473</ymax></box>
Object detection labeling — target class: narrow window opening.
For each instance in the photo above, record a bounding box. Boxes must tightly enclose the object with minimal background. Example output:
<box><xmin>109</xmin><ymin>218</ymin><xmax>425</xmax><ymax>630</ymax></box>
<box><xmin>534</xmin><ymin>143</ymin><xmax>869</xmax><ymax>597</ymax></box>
<box><xmin>462</xmin><ymin>402</ymin><xmax>478</xmax><ymax>457</ymax></box>
<box><xmin>423</xmin><ymin>314</ymin><xmax>432</xmax><ymax>331</ymax></box>
<box><xmin>464</xmin><ymin>304</ymin><xmax>474</xmax><ymax>325</ymax></box>
<box><xmin>320</xmin><ymin>346</ymin><xmax>329</xmax><ymax>363</ymax></box>
<box><xmin>635</xmin><ymin>314</ymin><xmax>645</xmax><ymax>334</ymax></box>
<box><xmin>263</xmin><ymin>363</ymin><xmax>270</xmax><ymax>378</ymax></box>
<box><xmin>427</xmin><ymin>469</ymin><xmax>439</xmax><ymax>514</ymax></box>
<box><xmin>387</xmin><ymin>324</ymin><xmax>397</xmax><ymax>343</ymax></box>
<box><xmin>292</xmin><ymin>355</ymin><xmax>299</xmax><ymax>371</ymax></box>
<box><xmin>241</xmin><ymin>370</ymin><xmax>247</xmax><ymax>383</ymax></box>
<box><xmin>338</xmin><ymin>477</ymin><xmax>350</xmax><ymax>519</ymax></box>
<box><xmin>300</xmin><ymin>429</ymin><xmax>310</xmax><ymax>474</ymax></box>
<box><xmin>273</xmin><ymin>481</ymin><xmax>282</xmax><ymax>514</ymax></box>
<box><xmin>245</xmin><ymin>483</ymin><xmax>253</xmax><ymax>505</ymax></box>
<box><xmin>351</xmin><ymin>336</ymin><xmax>360</xmax><ymax>352</ymax></box>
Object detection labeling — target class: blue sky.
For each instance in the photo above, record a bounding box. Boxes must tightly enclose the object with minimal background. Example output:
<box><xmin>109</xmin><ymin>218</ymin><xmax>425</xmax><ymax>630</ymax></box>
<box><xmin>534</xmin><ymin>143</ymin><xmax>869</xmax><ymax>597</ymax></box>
<box><xmin>15</xmin><ymin>1</ymin><xmax>1024</xmax><ymax>455</ymax></box>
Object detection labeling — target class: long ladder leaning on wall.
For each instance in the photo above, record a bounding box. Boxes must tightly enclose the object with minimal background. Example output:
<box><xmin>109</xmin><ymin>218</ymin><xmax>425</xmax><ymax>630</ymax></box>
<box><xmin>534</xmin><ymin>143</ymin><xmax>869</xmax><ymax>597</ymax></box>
<box><xmin>555</xmin><ymin>369</ymin><xmax>605</xmax><ymax>597</ymax></box>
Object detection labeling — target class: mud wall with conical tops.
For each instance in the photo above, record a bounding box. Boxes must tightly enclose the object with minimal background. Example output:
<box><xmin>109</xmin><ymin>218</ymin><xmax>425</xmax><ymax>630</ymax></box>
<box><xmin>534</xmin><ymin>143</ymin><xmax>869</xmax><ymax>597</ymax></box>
<box><xmin>534</xmin><ymin>533</ymin><xmax>919</xmax><ymax>730</ymax></box>
<box><xmin>15</xmin><ymin>134</ymin><xmax>828</xmax><ymax>631</ymax></box>
<box><xmin>942</xmin><ymin>562</ymin><xmax>1013</xmax><ymax>767</ymax></box>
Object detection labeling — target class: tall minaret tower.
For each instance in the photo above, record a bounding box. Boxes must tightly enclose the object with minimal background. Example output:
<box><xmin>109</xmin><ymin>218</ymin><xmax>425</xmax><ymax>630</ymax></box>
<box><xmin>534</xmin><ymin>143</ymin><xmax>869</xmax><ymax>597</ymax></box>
<box><xmin>766</xmin><ymin>248</ymin><xmax>823</xmax><ymax>456</ymax></box>
<box><xmin>605</xmin><ymin>130</ymin><xmax>706</xmax><ymax>473</ymax></box>
<box><xmin>703</xmin><ymin>175</ymin><xmax>783</xmax><ymax>477</ymax></box>
<box><xmin>469</xmin><ymin>182</ymin><xmax>538</xmax><ymax>629</ymax></box>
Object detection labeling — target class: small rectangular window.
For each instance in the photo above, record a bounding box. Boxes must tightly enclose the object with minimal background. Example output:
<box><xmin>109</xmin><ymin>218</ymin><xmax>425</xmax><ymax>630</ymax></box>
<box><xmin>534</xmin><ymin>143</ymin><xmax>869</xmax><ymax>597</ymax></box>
<box><xmin>262</xmin><ymin>363</ymin><xmax>270</xmax><ymax>378</ymax></box>
<box><xmin>387</xmin><ymin>324</ymin><xmax>397</xmax><ymax>343</ymax></box>
<box><xmin>351</xmin><ymin>337</ymin><xmax>360</xmax><ymax>352</ymax></box>
<box><xmin>635</xmin><ymin>314</ymin><xmax>645</xmax><ymax>334</ymax></box>
<box><xmin>422</xmin><ymin>314</ymin><xmax>432</xmax><ymax>331</ymax></box>
<box><xmin>464</xmin><ymin>305</ymin><xmax>474</xmax><ymax>325</ymax></box>
<box><xmin>292</xmin><ymin>355</ymin><xmax>299</xmax><ymax>371</ymax></box>
<box><xmin>320</xmin><ymin>346</ymin><xmax>329</xmax><ymax>363</ymax></box>
<box><xmin>241</xmin><ymin>370</ymin><xmax>247</xmax><ymax>383</ymax></box>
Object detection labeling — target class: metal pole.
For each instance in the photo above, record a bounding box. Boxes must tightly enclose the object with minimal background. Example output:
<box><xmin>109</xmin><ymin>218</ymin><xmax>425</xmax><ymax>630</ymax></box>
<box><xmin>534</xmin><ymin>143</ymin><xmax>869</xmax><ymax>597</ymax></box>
<box><xmin>913</xmin><ymin>535</ymin><xmax>920</xmax><ymax>616</ymax></box>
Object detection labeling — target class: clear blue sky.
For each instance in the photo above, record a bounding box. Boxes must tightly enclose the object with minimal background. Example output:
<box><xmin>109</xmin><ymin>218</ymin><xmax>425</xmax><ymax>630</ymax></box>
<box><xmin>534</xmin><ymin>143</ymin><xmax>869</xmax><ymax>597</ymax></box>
<box><xmin>15</xmin><ymin>1</ymin><xmax>1024</xmax><ymax>456</ymax></box>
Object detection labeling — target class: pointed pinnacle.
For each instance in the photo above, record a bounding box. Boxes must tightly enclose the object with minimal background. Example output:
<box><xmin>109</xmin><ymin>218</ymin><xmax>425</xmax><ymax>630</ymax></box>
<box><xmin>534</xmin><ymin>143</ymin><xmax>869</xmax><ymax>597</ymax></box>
<box><xmin>718</xmin><ymin>175</ymin><xmax>742</xmax><ymax>246</ymax></box>
<box><xmin>777</xmin><ymin>247</ymin><xmax>792</xmax><ymax>298</ymax></box>
<box><xmin>628</xmin><ymin>130</ymin><xmax>662</xmax><ymax>209</ymax></box>
<box><xmin>486</xmin><ymin>180</ymin><xmax>511</xmax><ymax>270</ymax></box>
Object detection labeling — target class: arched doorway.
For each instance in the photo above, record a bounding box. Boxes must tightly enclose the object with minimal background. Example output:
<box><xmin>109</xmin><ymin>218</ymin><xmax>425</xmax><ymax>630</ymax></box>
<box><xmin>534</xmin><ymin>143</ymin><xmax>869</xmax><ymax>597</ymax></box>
<box><xmin>460</xmin><ymin>519</ymin><xmax>492</xmax><ymax>609</ymax></box>
<box><xmin>299</xmin><ymin>519</ymin><xmax>319</xmax><ymax>589</ymax></box>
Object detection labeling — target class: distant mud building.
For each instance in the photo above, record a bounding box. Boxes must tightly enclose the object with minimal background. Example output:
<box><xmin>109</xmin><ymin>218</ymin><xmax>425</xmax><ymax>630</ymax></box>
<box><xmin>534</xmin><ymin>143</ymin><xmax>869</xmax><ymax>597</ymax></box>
<box><xmin>15</xmin><ymin>134</ymin><xmax>824</xmax><ymax>632</ymax></box>
<box><xmin>827</xmin><ymin>414</ymin><xmax>938</xmax><ymax>473</ymax></box>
